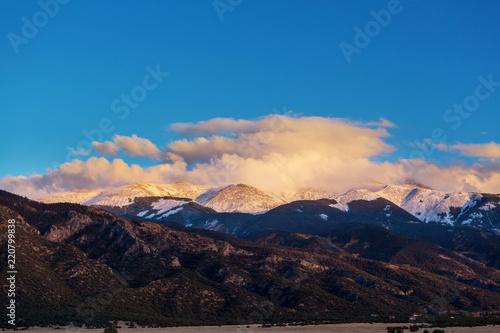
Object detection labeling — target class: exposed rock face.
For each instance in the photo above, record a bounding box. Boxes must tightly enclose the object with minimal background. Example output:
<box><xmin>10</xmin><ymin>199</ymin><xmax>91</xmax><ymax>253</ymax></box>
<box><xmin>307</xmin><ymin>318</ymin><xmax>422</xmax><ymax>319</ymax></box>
<box><xmin>44</xmin><ymin>211</ymin><xmax>94</xmax><ymax>242</ymax></box>
<box><xmin>170</xmin><ymin>256</ymin><xmax>181</xmax><ymax>267</ymax></box>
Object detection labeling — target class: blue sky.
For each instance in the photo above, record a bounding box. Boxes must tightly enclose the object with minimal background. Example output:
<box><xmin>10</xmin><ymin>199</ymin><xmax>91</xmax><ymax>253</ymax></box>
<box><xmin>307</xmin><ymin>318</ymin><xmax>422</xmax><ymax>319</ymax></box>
<box><xmin>1</xmin><ymin>1</ymin><xmax>500</xmax><ymax>195</ymax></box>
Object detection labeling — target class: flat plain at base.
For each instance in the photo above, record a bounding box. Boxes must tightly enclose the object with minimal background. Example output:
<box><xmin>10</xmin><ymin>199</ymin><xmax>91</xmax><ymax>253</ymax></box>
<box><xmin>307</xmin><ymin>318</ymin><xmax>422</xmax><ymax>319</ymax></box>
<box><xmin>16</xmin><ymin>324</ymin><xmax>500</xmax><ymax>333</ymax></box>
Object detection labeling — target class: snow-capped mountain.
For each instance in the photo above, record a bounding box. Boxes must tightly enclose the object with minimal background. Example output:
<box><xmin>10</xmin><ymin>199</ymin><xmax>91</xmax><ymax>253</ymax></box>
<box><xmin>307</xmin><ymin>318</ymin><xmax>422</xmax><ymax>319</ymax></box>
<box><xmin>43</xmin><ymin>181</ymin><xmax>210</xmax><ymax>207</ymax></box>
<box><xmin>42</xmin><ymin>182</ymin><xmax>288</xmax><ymax>214</ymax></box>
<box><xmin>376</xmin><ymin>185</ymin><xmax>472</xmax><ymax>223</ymax></box>
<box><xmin>197</xmin><ymin>184</ymin><xmax>288</xmax><ymax>213</ymax></box>
<box><xmin>43</xmin><ymin>181</ymin><xmax>287</xmax><ymax>213</ymax></box>
<box><xmin>333</xmin><ymin>184</ymin><xmax>500</xmax><ymax>229</ymax></box>
<box><xmin>332</xmin><ymin>189</ymin><xmax>380</xmax><ymax>212</ymax></box>
<box><xmin>41</xmin><ymin>181</ymin><xmax>500</xmax><ymax>231</ymax></box>
<box><xmin>42</xmin><ymin>188</ymin><xmax>104</xmax><ymax>205</ymax></box>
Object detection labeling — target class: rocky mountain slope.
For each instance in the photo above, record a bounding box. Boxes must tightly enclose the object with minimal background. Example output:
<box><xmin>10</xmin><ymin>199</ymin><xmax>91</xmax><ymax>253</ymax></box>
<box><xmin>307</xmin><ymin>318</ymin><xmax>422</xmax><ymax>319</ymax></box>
<box><xmin>139</xmin><ymin>196</ymin><xmax>500</xmax><ymax>270</ymax></box>
<box><xmin>2</xmin><ymin>189</ymin><xmax>500</xmax><ymax>327</ymax></box>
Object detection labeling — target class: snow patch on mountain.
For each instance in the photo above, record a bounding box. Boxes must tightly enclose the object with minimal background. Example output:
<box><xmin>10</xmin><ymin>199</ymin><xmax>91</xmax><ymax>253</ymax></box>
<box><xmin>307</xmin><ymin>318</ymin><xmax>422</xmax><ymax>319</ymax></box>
<box><xmin>152</xmin><ymin>199</ymin><xmax>188</xmax><ymax>214</ymax></box>
<box><xmin>330</xmin><ymin>203</ymin><xmax>349</xmax><ymax>212</ymax></box>
<box><xmin>158</xmin><ymin>206</ymin><xmax>184</xmax><ymax>219</ymax></box>
<box><xmin>251</xmin><ymin>211</ymin><xmax>268</xmax><ymax>215</ymax></box>
<box><xmin>392</xmin><ymin>188</ymin><xmax>472</xmax><ymax>224</ymax></box>
<box><xmin>334</xmin><ymin>189</ymin><xmax>379</xmax><ymax>205</ymax></box>
<box><xmin>329</xmin><ymin>189</ymin><xmax>378</xmax><ymax>212</ymax></box>
<box><xmin>479</xmin><ymin>202</ymin><xmax>497</xmax><ymax>211</ymax></box>
<box><xmin>384</xmin><ymin>205</ymin><xmax>392</xmax><ymax>217</ymax></box>
<box><xmin>376</xmin><ymin>185</ymin><xmax>418</xmax><ymax>206</ymax></box>
<box><xmin>194</xmin><ymin>187</ymin><xmax>223</xmax><ymax>203</ymax></box>
<box><xmin>462</xmin><ymin>212</ymin><xmax>485</xmax><ymax>226</ymax></box>
<box><xmin>137</xmin><ymin>210</ymin><xmax>149</xmax><ymax>217</ymax></box>
<box><xmin>458</xmin><ymin>194</ymin><xmax>483</xmax><ymax>218</ymax></box>
<box><xmin>280</xmin><ymin>188</ymin><xmax>332</xmax><ymax>201</ymax></box>
<box><xmin>42</xmin><ymin>189</ymin><xmax>104</xmax><ymax>204</ymax></box>
<box><xmin>333</xmin><ymin>184</ymin><xmax>477</xmax><ymax>225</ymax></box>
<box><xmin>204</xmin><ymin>219</ymin><xmax>220</xmax><ymax>231</ymax></box>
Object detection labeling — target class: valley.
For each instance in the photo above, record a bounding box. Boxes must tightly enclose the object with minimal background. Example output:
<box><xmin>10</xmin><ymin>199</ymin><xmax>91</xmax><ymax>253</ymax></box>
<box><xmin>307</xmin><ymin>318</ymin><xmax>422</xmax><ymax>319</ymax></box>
<box><xmin>13</xmin><ymin>324</ymin><xmax>500</xmax><ymax>333</ymax></box>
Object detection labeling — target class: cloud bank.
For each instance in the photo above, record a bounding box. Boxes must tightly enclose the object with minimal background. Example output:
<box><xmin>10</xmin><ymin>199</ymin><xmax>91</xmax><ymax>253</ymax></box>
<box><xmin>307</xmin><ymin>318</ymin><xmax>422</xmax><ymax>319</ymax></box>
<box><xmin>2</xmin><ymin>114</ymin><xmax>500</xmax><ymax>199</ymax></box>
<box><xmin>93</xmin><ymin>134</ymin><xmax>161</xmax><ymax>159</ymax></box>
<box><xmin>437</xmin><ymin>142</ymin><xmax>500</xmax><ymax>158</ymax></box>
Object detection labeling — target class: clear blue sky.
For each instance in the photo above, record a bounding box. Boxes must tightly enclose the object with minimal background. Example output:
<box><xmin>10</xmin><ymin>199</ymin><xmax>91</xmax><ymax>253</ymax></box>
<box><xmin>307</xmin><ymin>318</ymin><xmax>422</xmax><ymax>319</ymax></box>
<box><xmin>1</xmin><ymin>0</ymin><xmax>500</xmax><ymax>179</ymax></box>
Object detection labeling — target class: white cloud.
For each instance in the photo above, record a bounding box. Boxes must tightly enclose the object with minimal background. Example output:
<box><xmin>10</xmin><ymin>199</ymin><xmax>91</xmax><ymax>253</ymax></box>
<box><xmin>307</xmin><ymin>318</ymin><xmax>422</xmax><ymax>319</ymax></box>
<box><xmin>395</xmin><ymin>158</ymin><xmax>500</xmax><ymax>193</ymax></box>
<box><xmin>169</xmin><ymin>117</ymin><xmax>261</xmax><ymax>136</ymax></box>
<box><xmin>167</xmin><ymin>115</ymin><xmax>395</xmax><ymax>163</ymax></box>
<box><xmin>2</xmin><ymin>114</ymin><xmax>500</xmax><ymax>198</ymax></box>
<box><xmin>93</xmin><ymin>141</ymin><xmax>119</xmax><ymax>157</ymax></box>
<box><xmin>437</xmin><ymin>142</ymin><xmax>500</xmax><ymax>158</ymax></box>
<box><xmin>0</xmin><ymin>157</ymin><xmax>188</xmax><ymax>199</ymax></box>
<box><xmin>93</xmin><ymin>134</ymin><xmax>161</xmax><ymax>159</ymax></box>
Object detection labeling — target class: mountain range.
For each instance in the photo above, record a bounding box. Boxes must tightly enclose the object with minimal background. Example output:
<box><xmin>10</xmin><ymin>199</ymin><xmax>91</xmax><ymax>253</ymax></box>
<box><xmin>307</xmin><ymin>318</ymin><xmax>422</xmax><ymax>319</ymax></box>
<box><xmin>1</xmin><ymin>189</ymin><xmax>500</xmax><ymax>327</ymax></box>
<box><xmin>39</xmin><ymin>181</ymin><xmax>500</xmax><ymax>271</ymax></box>
<box><xmin>42</xmin><ymin>181</ymin><xmax>500</xmax><ymax>232</ymax></box>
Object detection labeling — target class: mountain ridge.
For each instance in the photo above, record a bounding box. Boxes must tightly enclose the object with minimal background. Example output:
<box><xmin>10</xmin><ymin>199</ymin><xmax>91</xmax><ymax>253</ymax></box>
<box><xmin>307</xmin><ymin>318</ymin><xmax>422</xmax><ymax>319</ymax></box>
<box><xmin>39</xmin><ymin>181</ymin><xmax>500</xmax><ymax>231</ymax></box>
<box><xmin>2</xmin><ymin>189</ymin><xmax>500</xmax><ymax>327</ymax></box>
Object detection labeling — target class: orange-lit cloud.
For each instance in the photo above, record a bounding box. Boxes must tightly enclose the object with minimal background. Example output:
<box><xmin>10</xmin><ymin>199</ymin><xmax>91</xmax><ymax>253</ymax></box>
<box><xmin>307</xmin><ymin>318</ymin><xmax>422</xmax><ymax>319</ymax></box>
<box><xmin>2</xmin><ymin>115</ymin><xmax>500</xmax><ymax>199</ymax></box>
<box><xmin>437</xmin><ymin>142</ymin><xmax>500</xmax><ymax>158</ymax></box>
<box><xmin>0</xmin><ymin>157</ymin><xmax>187</xmax><ymax>199</ymax></box>
<box><xmin>167</xmin><ymin>115</ymin><xmax>395</xmax><ymax>163</ymax></box>
<box><xmin>93</xmin><ymin>134</ymin><xmax>161</xmax><ymax>159</ymax></box>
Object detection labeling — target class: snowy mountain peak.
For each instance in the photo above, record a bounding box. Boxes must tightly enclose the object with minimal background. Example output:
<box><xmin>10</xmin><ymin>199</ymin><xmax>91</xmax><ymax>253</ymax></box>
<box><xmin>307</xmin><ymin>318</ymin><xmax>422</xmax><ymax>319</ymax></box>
<box><xmin>42</xmin><ymin>188</ymin><xmax>103</xmax><ymax>205</ymax></box>
<box><xmin>200</xmin><ymin>183</ymin><xmax>288</xmax><ymax>213</ymax></box>
<box><xmin>335</xmin><ymin>184</ymin><xmax>478</xmax><ymax>226</ymax></box>
<box><xmin>334</xmin><ymin>189</ymin><xmax>380</xmax><ymax>205</ymax></box>
<box><xmin>279</xmin><ymin>187</ymin><xmax>332</xmax><ymax>201</ymax></box>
